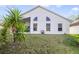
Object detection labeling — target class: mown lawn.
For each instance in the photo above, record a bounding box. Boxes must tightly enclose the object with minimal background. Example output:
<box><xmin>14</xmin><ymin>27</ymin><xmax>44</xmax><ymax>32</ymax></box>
<box><xmin>0</xmin><ymin>34</ymin><xmax>79</xmax><ymax>54</ymax></box>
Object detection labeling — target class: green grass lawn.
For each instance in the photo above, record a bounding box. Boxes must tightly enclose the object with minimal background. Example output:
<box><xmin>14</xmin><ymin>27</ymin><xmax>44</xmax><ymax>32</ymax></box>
<box><xmin>25</xmin><ymin>34</ymin><xmax>74</xmax><ymax>54</ymax></box>
<box><xmin>0</xmin><ymin>34</ymin><xmax>79</xmax><ymax>54</ymax></box>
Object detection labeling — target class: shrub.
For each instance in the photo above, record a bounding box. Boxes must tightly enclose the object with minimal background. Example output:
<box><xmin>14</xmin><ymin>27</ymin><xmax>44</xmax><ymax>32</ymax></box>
<box><xmin>64</xmin><ymin>34</ymin><xmax>79</xmax><ymax>46</ymax></box>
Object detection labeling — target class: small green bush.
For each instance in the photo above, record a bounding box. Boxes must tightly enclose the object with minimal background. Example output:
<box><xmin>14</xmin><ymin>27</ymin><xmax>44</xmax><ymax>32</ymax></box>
<box><xmin>64</xmin><ymin>34</ymin><xmax>79</xmax><ymax>46</ymax></box>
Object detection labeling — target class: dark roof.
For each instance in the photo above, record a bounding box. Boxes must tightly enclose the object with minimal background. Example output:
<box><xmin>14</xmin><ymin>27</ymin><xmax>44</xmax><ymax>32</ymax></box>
<box><xmin>22</xmin><ymin>6</ymin><xmax>71</xmax><ymax>22</ymax></box>
<box><xmin>70</xmin><ymin>20</ymin><xmax>79</xmax><ymax>27</ymax></box>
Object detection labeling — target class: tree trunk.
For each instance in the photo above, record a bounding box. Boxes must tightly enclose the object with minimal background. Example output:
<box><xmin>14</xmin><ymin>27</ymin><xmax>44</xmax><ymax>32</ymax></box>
<box><xmin>12</xmin><ymin>27</ymin><xmax>16</xmax><ymax>43</ymax></box>
<box><xmin>13</xmin><ymin>33</ymin><xmax>16</xmax><ymax>43</ymax></box>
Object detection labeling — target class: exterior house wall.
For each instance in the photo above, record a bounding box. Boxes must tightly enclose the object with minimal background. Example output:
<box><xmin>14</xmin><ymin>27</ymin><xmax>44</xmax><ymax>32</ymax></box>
<box><xmin>22</xmin><ymin>7</ymin><xmax>70</xmax><ymax>34</ymax></box>
<box><xmin>70</xmin><ymin>26</ymin><xmax>79</xmax><ymax>34</ymax></box>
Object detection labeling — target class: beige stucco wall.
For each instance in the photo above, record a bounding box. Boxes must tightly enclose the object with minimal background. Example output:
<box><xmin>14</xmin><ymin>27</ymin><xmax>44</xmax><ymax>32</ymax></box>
<box><xmin>70</xmin><ymin>26</ymin><xmax>79</xmax><ymax>34</ymax></box>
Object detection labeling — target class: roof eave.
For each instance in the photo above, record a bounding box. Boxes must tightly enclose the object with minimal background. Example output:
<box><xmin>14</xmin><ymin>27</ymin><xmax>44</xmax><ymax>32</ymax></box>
<box><xmin>22</xmin><ymin>6</ymin><xmax>71</xmax><ymax>22</ymax></box>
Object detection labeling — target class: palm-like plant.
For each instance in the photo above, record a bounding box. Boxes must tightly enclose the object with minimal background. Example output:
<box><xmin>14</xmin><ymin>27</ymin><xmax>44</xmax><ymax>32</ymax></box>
<box><xmin>3</xmin><ymin>8</ymin><xmax>26</xmax><ymax>43</ymax></box>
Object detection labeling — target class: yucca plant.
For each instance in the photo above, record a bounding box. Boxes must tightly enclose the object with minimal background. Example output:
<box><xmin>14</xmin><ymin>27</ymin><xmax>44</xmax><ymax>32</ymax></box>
<box><xmin>2</xmin><ymin>8</ymin><xmax>26</xmax><ymax>43</ymax></box>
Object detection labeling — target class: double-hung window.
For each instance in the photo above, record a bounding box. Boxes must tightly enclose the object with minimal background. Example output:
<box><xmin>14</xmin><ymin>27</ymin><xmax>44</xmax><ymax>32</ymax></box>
<box><xmin>46</xmin><ymin>23</ymin><xmax>50</xmax><ymax>31</ymax></box>
<box><xmin>58</xmin><ymin>23</ymin><xmax>62</xmax><ymax>31</ymax></box>
<box><xmin>33</xmin><ymin>23</ymin><xmax>37</xmax><ymax>31</ymax></box>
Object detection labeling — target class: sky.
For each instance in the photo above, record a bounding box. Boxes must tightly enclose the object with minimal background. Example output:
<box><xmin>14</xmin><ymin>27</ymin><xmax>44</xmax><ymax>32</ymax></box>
<box><xmin>0</xmin><ymin>5</ymin><xmax>79</xmax><ymax>20</ymax></box>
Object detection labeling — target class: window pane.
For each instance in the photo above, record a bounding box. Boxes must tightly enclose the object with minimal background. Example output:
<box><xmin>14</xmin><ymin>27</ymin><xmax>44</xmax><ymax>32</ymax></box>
<box><xmin>23</xmin><ymin>17</ymin><xmax>30</xmax><ymax>22</ymax></box>
<box><xmin>46</xmin><ymin>23</ymin><xmax>50</xmax><ymax>31</ymax></box>
<box><xmin>58</xmin><ymin>23</ymin><xmax>62</xmax><ymax>31</ymax></box>
<box><xmin>58</xmin><ymin>24</ymin><xmax>62</xmax><ymax>28</ymax></box>
<box><xmin>58</xmin><ymin>28</ymin><xmax>62</xmax><ymax>31</ymax></box>
<box><xmin>33</xmin><ymin>23</ymin><xmax>37</xmax><ymax>31</ymax></box>
<box><xmin>34</xmin><ymin>17</ymin><xmax>37</xmax><ymax>21</ymax></box>
<box><xmin>46</xmin><ymin>17</ymin><xmax>50</xmax><ymax>21</ymax></box>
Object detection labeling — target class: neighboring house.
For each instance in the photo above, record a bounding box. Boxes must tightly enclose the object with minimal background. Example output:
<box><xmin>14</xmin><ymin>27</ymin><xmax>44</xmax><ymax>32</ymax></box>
<box><xmin>70</xmin><ymin>19</ymin><xmax>79</xmax><ymax>34</ymax></box>
<box><xmin>22</xmin><ymin>6</ymin><xmax>71</xmax><ymax>34</ymax></box>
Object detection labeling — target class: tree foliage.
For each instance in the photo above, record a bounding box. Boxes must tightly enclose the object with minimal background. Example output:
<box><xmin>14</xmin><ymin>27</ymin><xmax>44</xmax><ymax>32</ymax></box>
<box><xmin>69</xmin><ymin>15</ymin><xmax>79</xmax><ymax>21</ymax></box>
<box><xmin>1</xmin><ymin>8</ymin><xmax>26</xmax><ymax>43</ymax></box>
